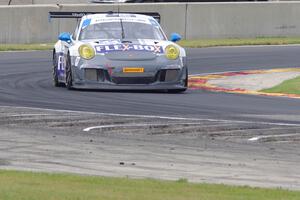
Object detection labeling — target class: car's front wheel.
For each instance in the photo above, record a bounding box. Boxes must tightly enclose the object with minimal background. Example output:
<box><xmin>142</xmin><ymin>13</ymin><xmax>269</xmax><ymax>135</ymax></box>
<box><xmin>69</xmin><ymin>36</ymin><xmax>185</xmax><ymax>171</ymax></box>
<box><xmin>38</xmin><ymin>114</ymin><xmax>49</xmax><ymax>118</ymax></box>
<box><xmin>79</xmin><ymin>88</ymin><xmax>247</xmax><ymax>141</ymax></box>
<box><xmin>65</xmin><ymin>54</ymin><xmax>73</xmax><ymax>90</ymax></box>
<box><xmin>53</xmin><ymin>52</ymin><xmax>64</xmax><ymax>87</ymax></box>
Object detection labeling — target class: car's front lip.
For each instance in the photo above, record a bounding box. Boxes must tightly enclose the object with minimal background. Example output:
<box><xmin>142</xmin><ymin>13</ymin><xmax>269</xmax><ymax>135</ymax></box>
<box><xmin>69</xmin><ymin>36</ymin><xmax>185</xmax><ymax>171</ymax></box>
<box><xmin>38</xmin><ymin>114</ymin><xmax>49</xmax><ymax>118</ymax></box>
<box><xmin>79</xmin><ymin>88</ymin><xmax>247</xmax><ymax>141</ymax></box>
<box><xmin>71</xmin><ymin>81</ymin><xmax>187</xmax><ymax>91</ymax></box>
<box><xmin>71</xmin><ymin>65</ymin><xmax>187</xmax><ymax>90</ymax></box>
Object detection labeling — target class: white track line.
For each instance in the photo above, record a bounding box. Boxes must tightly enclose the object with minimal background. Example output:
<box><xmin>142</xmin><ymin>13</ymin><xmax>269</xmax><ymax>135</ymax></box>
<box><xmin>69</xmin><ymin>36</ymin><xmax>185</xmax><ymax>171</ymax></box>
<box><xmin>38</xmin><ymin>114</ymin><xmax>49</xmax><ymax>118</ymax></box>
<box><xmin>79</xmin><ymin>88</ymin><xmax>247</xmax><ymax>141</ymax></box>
<box><xmin>248</xmin><ymin>133</ymin><xmax>300</xmax><ymax>141</ymax></box>
<box><xmin>83</xmin><ymin>122</ymin><xmax>204</xmax><ymax>132</ymax></box>
<box><xmin>189</xmin><ymin>69</ymin><xmax>300</xmax><ymax>77</ymax></box>
<box><xmin>1</xmin><ymin>105</ymin><xmax>300</xmax><ymax>127</ymax></box>
<box><xmin>0</xmin><ymin>105</ymin><xmax>223</xmax><ymax>121</ymax></box>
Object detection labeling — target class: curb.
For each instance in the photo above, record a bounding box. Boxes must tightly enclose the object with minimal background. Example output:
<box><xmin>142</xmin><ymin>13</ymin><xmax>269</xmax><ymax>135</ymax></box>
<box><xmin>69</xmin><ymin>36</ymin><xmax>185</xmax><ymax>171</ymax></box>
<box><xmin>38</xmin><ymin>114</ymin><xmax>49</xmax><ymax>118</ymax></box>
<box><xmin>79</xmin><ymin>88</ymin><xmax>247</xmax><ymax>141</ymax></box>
<box><xmin>188</xmin><ymin>68</ymin><xmax>300</xmax><ymax>99</ymax></box>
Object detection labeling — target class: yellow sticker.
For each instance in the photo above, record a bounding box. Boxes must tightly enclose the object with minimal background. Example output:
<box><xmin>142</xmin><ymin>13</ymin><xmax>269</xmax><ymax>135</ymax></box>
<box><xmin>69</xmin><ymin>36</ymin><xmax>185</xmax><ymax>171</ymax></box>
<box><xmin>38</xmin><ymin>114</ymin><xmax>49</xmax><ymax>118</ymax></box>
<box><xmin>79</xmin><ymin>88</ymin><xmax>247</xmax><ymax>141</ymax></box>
<box><xmin>123</xmin><ymin>67</ymin><xmax>144</xmax><ymax>73</ymax></box>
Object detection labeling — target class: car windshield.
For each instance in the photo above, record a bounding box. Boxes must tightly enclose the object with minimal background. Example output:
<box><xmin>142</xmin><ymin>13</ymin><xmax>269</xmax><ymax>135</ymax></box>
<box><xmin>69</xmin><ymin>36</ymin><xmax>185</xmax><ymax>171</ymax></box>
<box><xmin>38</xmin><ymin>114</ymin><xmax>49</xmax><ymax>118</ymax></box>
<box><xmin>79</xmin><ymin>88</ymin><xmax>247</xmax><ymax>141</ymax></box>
<box><xmin>79</xmin><ymin>21</ymin><xmax>166</xmax><ymax>41</ymax></box>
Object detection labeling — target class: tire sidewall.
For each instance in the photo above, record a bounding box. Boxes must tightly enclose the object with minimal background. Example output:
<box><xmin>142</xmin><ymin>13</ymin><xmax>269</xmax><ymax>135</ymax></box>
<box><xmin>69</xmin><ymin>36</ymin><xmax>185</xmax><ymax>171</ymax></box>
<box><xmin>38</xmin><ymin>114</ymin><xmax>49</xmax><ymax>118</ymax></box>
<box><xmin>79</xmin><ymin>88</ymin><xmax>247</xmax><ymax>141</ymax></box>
<box><xmin>65</xmin><ymin>53</ymin><xmax>73</xmax><ymax>90</ymax></box>
<box><xmin>52</xmin><ymin>52</ymin><xmax>60</xmax><ymax>87</ymax></box>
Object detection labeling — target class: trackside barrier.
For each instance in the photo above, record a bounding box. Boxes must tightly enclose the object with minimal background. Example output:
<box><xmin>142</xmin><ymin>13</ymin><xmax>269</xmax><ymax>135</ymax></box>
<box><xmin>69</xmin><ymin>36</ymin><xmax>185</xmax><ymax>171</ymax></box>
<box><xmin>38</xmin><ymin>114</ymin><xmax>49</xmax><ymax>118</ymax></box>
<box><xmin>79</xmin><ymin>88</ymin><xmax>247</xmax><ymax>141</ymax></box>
<box><xmin>186</xmin><ymin>2</ymin><xmax>300</xmax><ymax>38</ymax></box>
<box><xmin>1</xmin><ymin>2</ymin><xmax>300</xmax><ymax>43</ymax></box>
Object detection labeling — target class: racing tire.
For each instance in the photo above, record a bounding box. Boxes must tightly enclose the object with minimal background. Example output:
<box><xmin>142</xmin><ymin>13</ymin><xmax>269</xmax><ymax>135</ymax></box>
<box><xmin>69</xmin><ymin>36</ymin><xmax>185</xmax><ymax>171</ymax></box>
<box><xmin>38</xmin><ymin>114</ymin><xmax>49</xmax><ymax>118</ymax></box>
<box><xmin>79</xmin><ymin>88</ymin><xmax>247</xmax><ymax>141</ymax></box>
<box><xmin>65</xmin><ymin>54</ymin><xmax>73</xmax><ymax>90</ymax></box>
<box><xmin>52</xmin><ymin>52</ymin><xmax>64</xmax><ymax>87</ymax></box>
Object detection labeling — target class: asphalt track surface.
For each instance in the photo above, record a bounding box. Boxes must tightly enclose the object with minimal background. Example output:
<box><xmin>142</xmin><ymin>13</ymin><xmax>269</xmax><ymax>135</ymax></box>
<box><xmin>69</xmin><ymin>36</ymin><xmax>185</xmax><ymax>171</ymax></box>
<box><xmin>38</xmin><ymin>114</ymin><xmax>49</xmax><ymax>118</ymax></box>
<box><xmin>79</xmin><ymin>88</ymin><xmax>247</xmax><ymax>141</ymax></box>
<box><xmin>1</xmin><ymin>46</ymin><xmax>300</xmax><ymax>189</ymax></box>
<box><xmin>1</xmin><ymin>46</ymin><xmax>300</xmax><ymax>123</ymax></box>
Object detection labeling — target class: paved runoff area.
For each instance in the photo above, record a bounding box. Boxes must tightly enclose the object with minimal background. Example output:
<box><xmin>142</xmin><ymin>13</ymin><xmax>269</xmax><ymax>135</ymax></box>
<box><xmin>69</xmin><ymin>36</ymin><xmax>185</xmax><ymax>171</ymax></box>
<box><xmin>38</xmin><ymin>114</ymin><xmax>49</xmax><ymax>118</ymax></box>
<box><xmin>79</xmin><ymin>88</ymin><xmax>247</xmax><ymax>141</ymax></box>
<box><xmin>0</xmin><ymin>106</ymin><xmax>299</xmax><ymax>190</ymax></box>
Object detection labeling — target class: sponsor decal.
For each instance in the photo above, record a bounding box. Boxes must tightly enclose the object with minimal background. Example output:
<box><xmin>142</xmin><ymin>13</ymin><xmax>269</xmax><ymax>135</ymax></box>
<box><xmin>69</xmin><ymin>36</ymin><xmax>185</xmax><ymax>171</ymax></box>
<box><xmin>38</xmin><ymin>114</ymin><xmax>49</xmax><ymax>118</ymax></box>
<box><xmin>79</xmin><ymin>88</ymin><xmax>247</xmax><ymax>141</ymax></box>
<box><xmin>57</xmin><ymin>53</ymin><xmax>65</xmax><ymax>76</ymax></box>
<box><xmin>95</xmin><ymin>44</ymin><xmax>163</xmax><ymax>53</ymax></box>
<box><xmin>71</xmin><ymin>13</ymin><xmax>87</xmax><ymax>17</ymax></box>
<box><xmin>92</xmin><ymin>17</ymin><xmax>150</xmax><ymax>25</ymax></box>
<box><xmin>123</xmin><ymin>67</ymin><xmax>144</xmax><ymax>73</ymax></box>
<box><xmin>97</xmin><ymin>39</ymin><xmax>121</xmax><ymax>45</ymax></box>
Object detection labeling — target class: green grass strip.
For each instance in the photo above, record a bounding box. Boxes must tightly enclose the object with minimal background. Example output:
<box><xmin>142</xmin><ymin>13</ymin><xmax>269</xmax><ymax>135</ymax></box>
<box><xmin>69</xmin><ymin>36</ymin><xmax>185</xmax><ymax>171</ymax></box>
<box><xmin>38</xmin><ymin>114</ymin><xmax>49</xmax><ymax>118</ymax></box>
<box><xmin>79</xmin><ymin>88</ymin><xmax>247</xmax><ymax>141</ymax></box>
<box><xmin>0</xmin><ymin>43</ymin><xmax>53</xmax><ymax>51</ymax></box>
<box><xmin>178</xmin><ymin>37</ymin><xmax>300</xmax><ymax>48</ymax></box>
<box><xmin>0</xmin><ymin>170</ymin><xmax>299</xmax><ymax>200</ymax></box>
<box><xmin>261</xmin><ymin>76</ymin><xmax>300</xmax><ymax>95</ymax></box>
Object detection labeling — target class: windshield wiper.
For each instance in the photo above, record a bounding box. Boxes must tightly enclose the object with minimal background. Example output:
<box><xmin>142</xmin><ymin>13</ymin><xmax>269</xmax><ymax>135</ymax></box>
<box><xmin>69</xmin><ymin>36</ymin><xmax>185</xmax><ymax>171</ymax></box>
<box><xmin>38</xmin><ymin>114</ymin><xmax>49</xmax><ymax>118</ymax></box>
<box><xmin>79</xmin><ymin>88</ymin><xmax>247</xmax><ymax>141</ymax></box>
<box><xmin>120</xmin><ymin>18</ymin><xmax>125</xmax><ymax>40</ymax></box>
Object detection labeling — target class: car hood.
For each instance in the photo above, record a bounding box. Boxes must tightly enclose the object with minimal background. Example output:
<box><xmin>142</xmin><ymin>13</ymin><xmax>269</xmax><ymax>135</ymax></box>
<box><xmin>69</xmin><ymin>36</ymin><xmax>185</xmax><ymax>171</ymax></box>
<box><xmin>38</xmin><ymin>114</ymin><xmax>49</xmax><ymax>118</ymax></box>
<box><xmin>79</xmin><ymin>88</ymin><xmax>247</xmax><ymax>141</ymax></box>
<box><xmin>92</xmin><ymin>39</ymin><xmax>169</xmax><ymax>61</ymax></box>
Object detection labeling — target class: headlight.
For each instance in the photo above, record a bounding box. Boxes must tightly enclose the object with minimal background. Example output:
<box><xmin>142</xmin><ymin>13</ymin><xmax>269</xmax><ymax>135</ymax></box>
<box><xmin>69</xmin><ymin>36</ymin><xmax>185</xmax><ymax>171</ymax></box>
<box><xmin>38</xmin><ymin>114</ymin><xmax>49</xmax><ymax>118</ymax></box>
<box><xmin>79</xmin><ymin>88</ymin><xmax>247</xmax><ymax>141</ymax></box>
<box><xmin>78</xmin><ymin>44</ymin><xmax>95</xmax><ymax>60</ymax></box>
<box><xmin>165</xmin><ymin>45</ymin><xmax>179</xmax><ymax>60</ymax></box>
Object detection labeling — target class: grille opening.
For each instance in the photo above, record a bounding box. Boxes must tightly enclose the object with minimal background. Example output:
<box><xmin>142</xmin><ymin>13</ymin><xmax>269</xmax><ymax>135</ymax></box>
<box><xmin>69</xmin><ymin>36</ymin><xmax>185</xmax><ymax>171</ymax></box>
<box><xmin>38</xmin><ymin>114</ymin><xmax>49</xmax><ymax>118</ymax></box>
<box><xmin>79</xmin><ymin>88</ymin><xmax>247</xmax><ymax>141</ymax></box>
<box><xmin>112</xmin><ymin>77</ymin><xmax>155</xmax><ymax>85</ymax></box>
<box><xmin>98</xmin><ymin>69</ymin><xmax>105</xmax><ymax>82</ymax></box>
<box><xmin>104</xmin><ymin>70</ymin><xmax>111</xmax><ymax>82</ymax></box>
<box><xmin>84</xmin><ymin>69</ymin><xmax>105</xmax><ymax>82</ymax></box>
<box><xmin>159</xmin><ymin>69</ymin><xmax>179</xmax><ymax>82</ymax></box>
<box><xmin>85</xmin><ymin>69</ymin><xmax>97</xmax><ymax>81</ymax></box>
<box><xmin>159</xmin><ymin>70</ymin><xmax>166</xmax><ymax>82</ymax></box>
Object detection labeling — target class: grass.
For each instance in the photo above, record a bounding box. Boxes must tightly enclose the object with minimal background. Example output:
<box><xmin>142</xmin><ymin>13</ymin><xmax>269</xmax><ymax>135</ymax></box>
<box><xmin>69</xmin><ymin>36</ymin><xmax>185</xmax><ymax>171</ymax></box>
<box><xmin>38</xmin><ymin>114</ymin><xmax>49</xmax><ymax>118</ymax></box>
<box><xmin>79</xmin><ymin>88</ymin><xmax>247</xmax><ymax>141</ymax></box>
<box><xmin>0</xmin><ymin>43</ymin><xmax>53</xmax><ymax>51</ymax></box>
<box><xmin>261</xmin><ymin>76</ymin><xmax>300</xmax><ymax>95</ymax></box>
<box><xmin>178</xmin><ymin>37</ymin><xmax>300</xmax><ymax>48</ymax></box>
<box><xmin>0</xmin><ymin>170</ymin><xmax>300</xmax><ymax>200</ymax></box>
<box><xmin>2</xmin><ymin>37</ymin><xmax>300</xmax><ymax>51</ymax></box>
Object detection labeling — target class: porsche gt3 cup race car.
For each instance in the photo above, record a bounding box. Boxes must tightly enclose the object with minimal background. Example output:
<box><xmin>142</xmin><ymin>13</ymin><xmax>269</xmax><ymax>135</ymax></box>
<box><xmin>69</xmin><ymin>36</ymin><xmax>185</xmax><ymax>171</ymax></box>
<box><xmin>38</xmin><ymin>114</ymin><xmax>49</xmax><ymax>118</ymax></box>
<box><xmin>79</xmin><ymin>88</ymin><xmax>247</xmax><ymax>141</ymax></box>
<box><xmin>51</xmin><ymin>12</ymin><xmax>188</xmax><ymax>92</ymax></box>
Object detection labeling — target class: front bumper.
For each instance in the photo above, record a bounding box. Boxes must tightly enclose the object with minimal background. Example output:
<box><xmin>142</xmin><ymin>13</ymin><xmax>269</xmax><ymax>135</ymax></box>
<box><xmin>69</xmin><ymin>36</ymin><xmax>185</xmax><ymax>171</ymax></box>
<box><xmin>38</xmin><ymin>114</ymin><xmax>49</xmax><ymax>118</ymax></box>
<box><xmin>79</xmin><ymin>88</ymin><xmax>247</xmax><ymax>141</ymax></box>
<box><xmin>71</xmin><ymin>55</ymin><xmax>187</xmax><ymax>90</ymax></box>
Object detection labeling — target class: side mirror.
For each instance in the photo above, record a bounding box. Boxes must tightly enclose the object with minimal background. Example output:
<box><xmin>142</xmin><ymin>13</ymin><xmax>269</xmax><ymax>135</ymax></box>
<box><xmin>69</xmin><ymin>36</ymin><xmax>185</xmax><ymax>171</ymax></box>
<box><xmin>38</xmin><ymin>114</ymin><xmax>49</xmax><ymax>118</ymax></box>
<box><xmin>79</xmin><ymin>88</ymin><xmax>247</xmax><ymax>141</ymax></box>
<box><xmin>170</xmin><ymin>33</ymin><xmax>182</xmax><ymax>42</ymax></box>
<box><xmin>58</xmin><ymin>32</ymin><xmax>71</xmax><ymax>43</ymax></box>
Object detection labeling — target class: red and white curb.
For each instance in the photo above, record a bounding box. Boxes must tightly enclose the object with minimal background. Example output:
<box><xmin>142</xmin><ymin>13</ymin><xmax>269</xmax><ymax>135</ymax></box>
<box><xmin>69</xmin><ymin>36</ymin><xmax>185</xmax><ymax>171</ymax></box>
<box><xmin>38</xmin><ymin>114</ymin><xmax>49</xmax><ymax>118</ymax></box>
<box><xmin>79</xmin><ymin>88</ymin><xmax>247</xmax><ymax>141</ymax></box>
<box><xmin>188</xmin><ymin>68</ymin><xmax>300</xmax><ymax>99</ymax></box>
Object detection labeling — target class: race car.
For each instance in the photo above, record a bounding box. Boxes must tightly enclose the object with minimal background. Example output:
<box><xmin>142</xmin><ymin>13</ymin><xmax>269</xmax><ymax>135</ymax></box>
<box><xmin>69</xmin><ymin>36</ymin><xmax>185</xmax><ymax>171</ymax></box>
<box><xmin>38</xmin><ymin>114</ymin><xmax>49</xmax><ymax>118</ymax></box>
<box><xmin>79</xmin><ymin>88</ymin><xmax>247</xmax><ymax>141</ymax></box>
<box><xmin>52</xmin><ymin>12</ymin><xmax>188</xmax><ymax>92</ymax></box>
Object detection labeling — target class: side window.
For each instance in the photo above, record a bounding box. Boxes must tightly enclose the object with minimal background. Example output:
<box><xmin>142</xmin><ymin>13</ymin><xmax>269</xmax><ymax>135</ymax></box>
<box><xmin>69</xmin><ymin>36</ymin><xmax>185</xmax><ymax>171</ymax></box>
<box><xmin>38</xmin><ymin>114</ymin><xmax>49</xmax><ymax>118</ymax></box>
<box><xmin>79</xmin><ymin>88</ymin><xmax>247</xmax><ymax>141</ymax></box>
<box><xmin>72</xmin><ymin>20</ymin><xmax>81</xmax><ymax>40</ymax></box>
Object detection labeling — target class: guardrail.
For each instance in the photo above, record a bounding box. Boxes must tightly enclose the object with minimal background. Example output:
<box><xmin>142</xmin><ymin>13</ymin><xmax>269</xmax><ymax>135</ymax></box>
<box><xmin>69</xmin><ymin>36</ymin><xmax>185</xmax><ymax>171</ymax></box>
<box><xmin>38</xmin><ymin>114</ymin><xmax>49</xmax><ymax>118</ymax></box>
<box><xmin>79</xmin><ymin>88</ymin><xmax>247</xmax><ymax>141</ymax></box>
<box><xmin>1</xmin><ymin>2</ymin><xmax>300</xmax><ymax>44</ymax></box>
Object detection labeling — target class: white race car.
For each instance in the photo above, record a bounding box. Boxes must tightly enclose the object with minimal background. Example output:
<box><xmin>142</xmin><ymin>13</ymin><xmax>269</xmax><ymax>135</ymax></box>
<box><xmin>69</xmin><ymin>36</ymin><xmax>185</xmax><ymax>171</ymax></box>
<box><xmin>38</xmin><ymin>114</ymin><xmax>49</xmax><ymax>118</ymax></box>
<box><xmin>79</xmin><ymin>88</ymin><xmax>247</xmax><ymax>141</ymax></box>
<box><xmin>50</xmin><ymin>12</ymin><xmax>188</xmax><ymax>92</ymax></box>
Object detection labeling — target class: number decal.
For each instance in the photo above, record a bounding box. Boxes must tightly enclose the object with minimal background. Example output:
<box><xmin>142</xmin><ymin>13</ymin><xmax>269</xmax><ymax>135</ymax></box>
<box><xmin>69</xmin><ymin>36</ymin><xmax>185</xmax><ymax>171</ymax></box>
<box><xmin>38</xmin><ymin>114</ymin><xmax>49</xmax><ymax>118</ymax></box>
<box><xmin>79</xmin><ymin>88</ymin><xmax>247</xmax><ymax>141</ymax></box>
<box><xmin>57</xmin><ymin>55</ymin><xmax>65</xmax><ymax>71</ymax></box>
<box><xmin>57</xmin><ymin>53</ymin><xmax>65</xmax><ymax>76</ymax></box>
